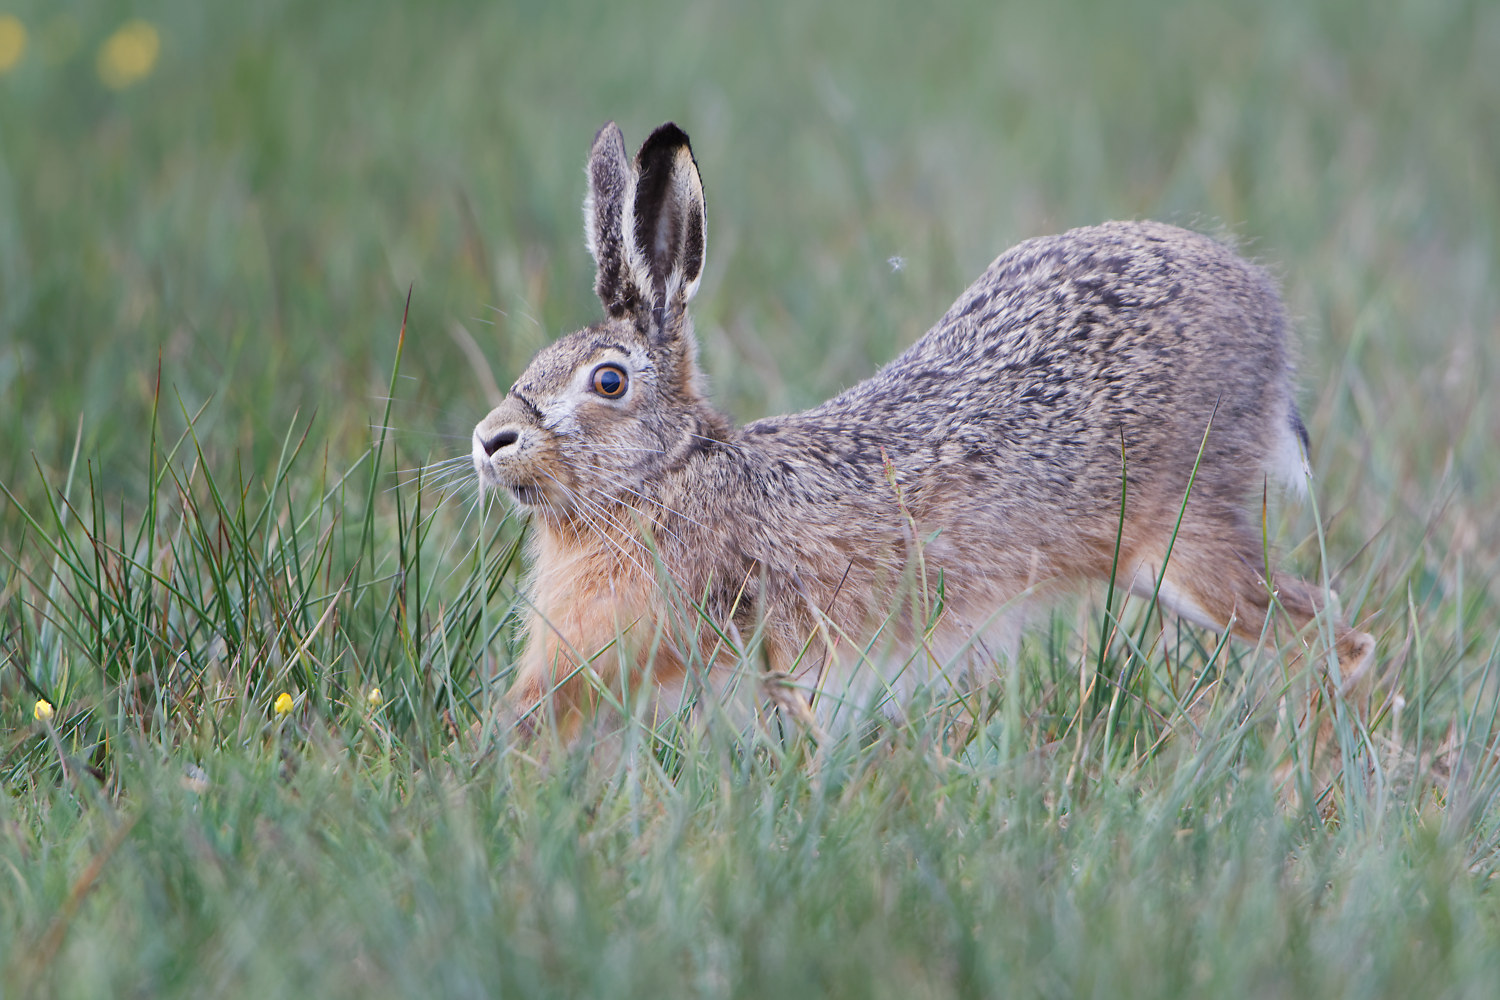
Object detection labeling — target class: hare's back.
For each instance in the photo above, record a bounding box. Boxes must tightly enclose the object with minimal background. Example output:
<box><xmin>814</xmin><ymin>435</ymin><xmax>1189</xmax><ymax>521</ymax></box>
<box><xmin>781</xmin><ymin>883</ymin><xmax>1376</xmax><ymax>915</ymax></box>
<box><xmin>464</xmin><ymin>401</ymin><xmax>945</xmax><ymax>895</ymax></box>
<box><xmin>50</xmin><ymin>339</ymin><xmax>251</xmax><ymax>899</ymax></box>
<box><xmin>756</xmin><ymin>221</ymin><xmax>1299</xmax><ymax>513</ymax></box>
<box><xmin>889</xmin><ymin>220</ymin><xmax>1289</xmax><ymax>400</ymax></box>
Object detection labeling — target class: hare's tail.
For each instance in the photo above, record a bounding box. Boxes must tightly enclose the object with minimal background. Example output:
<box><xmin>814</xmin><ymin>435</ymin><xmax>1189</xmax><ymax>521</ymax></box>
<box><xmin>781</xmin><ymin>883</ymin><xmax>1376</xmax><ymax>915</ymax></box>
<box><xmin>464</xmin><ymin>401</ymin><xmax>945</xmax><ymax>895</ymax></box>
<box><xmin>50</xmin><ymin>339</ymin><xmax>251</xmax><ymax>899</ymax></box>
<box><xmin>1269</xmin><ymin>407</ymin><xmax>1314</xmax><ymax>496</ymax></box>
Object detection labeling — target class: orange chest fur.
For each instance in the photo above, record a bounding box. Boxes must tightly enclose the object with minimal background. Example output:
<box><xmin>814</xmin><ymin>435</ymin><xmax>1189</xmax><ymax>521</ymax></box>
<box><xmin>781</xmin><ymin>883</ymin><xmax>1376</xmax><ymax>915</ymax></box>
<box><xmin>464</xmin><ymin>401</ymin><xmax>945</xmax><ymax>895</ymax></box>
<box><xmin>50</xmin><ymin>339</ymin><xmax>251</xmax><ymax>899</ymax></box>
<box><xmin>526</xmin><ymin>526</ymin><xmax>683</xmax><ymax>677</ymax></box>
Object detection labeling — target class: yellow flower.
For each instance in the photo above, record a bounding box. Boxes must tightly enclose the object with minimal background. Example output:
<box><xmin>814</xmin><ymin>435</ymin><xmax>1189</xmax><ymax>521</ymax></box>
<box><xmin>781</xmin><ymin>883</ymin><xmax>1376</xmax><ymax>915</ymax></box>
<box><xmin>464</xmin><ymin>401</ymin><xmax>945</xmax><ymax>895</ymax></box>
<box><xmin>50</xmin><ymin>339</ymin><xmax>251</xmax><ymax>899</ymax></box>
<box><xmin>33</xmin><ymin>698</ymin><xmax>54</xmax><ymax>722</ymax></box>
<box><xmin>0</xmin><ymin>15</ymin><xmax>26</xmax><ymax>75</ymax></box>
<box><xmin>274</xmin><ymin>692</ymin><xmax>294</xmax><ymax>716</ymax></box>
<box><xmin>97</xmin><ymin>19</ymin><xmax>158</xmax><ymax>90</ymax></box>
<box><xmin>366</xmin><ymin>687</ymin><xmax>384</xmax><ymax>709</ymax></box>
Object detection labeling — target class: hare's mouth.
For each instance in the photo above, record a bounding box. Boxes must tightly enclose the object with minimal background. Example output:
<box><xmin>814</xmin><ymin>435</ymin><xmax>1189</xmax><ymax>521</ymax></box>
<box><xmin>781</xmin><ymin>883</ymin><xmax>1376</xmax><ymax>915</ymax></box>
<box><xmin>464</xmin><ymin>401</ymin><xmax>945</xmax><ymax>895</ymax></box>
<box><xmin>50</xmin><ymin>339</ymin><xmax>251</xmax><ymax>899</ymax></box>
<box><xmin>508</xmin><ymin>483</ymin><xmax>545</xmax><ymax>507</ymax></box>
<box><xmin>505</xmin><ymin>479</ymin><xmax>571</xmax><ymax>512</ymax></box>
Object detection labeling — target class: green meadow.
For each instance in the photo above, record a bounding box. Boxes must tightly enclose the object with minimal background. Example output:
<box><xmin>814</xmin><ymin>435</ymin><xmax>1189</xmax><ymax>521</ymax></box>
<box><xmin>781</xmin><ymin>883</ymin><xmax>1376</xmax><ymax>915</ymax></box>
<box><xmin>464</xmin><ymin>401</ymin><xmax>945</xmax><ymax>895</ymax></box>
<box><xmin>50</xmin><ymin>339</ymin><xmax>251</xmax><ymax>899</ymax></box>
<box><xmin>3</xmin><ymin>0</ymin><xmax>1499</xmax><ymax>995</ymax></box>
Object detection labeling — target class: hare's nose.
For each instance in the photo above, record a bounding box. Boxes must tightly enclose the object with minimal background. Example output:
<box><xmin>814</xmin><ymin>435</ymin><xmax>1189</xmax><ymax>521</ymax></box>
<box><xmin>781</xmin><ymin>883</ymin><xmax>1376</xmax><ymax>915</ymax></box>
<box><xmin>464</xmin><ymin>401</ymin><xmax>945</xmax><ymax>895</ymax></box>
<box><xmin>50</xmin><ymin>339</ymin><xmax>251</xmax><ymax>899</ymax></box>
<box><xmin>480</xmin><ymin>428</ymin><xmax>519</xmax><ymax>456</ymax></box>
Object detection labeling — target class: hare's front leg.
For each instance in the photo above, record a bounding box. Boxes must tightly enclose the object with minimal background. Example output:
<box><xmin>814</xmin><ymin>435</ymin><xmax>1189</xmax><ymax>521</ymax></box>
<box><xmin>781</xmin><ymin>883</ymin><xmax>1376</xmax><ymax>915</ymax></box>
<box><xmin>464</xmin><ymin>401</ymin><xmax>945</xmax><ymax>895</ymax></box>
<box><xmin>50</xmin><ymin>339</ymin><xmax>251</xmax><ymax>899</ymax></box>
<box><xmin>507</xmin><ymin>612</ymin><xmax>598</xmax><ymax>741</ymax></box>
<box><xmin>507</xmin><ymin>599</ymin><xmax>685</xmax><ymax>741</ymax></box>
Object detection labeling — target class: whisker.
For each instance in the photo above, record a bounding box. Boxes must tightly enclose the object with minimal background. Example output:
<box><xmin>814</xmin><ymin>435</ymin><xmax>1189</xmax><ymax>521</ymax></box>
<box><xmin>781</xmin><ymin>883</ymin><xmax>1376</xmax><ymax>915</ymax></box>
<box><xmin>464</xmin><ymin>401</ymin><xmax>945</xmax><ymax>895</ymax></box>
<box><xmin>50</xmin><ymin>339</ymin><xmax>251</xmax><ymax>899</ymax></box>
<box><xmin>607</xmin><ymin>481</ymin><xmax>707</xmax><ymax>535</ymax></box>
<box><xmin>580</xmin><ymin>444</ymin><xmax>668</xmax><ymax>456</ymax></box>
<box><xmin>395</xmin><ymin>455</ymin><xmax>473</xmax><ymax>475</ymax></box>
<box><xmin>539</xmin><ymin>471</ymin><xmax>653</xmax><ymax>578</ymax></box>
<box><xmin>414</xmin><ymin>482</ymin><xmax>480</xmax><ymax>532</ymax></box>
<box><xmin>592</xmin><ymin>482</ymin><xmax>690</xmax><ymax>546</ymax></box>
<box><xmin>554</xmin><ymin>460</ymin><xmax>693</xmax><ymax>546</ymax></box>
<box><xmin>578</xmin><ymin>489</ymin><xmax>660</xmax><ymax>577</ymax></box>
<box><xmin>689</xmin><ymin>431</ymin><xmax>741</xmax><ymax>455</ymax></box>
<box><xmin>388</xmin><ymin>470</ymin><xmax>474</xmax><ymax>496</ymax></box>
<box><xmin>389</xmin><ymin>455</ymin><xmax>471</xmax><ymax>481</ymax></box>
<box><xmin>433</xmin><ymin>493</ymin><xmax>492</xmax><ymax>591</ymax></box>
<box><xmin>577</xmin><ymin>465</ymin><xmax>709</xmax><ymax>536</ymax></box>
<box><xmin>390</xmin><ymin>458</ymin><xmax>477</xmax><ymax>492</ymax></box>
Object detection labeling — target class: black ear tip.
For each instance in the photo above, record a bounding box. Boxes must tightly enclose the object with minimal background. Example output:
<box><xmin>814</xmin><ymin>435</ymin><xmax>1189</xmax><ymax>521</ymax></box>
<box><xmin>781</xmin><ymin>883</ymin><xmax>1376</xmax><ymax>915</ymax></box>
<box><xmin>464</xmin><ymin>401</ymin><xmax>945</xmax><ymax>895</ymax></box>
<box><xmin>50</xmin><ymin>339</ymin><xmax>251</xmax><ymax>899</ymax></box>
<box><xmin>639</xmin><ymin>122</ymin><xmax>693</xmax><ymax>157</ymax></box>
<box><xmin>650</xmin><ymin>121</ymin><xmax>690</xmax><ymax>142</ymax></box>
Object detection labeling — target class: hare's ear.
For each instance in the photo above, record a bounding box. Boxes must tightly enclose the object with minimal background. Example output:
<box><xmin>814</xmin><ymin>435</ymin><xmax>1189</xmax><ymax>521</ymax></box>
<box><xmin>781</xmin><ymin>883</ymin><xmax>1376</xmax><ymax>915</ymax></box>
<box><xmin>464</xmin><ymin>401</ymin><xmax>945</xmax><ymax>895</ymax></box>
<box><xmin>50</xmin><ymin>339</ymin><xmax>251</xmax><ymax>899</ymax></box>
<box><xmin>584</xmin><ymin>122</ymin><xmax>650</xmax><ymax>318</ymax></box>
<box><xmin>631</xmin><ymin>123</ymin><xmax>707</xmax><ymax>313</ymax></box>
<box><xmin>583</xmin><ymin>122</ymin><xmax>706</xmax><ymax>328</ymax></box>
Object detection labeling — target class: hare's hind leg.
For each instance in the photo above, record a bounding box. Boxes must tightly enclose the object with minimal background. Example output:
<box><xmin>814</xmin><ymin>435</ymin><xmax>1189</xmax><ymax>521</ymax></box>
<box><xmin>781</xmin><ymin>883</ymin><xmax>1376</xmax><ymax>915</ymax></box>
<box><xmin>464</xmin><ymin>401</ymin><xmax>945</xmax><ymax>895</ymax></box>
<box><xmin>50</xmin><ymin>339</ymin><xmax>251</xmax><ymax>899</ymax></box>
<box><xmin>1258</xmin><ymin>575</ymin><xmax>1375</xmax><ymax>691</ymax></box>
<box><xmin>1131</xmin><ymin>514</ymin><xmax>1377</xmax><ymax>807</ymax></box>
<box><xmin>1129</xmin><ymin>515</ymin><xmax>1373</xmax><ymax>683</ymax></box>
<box><xmin>1251</xmin><ymin>573</ymin><xmax>1380</xmax><ymax>812</ymax></box>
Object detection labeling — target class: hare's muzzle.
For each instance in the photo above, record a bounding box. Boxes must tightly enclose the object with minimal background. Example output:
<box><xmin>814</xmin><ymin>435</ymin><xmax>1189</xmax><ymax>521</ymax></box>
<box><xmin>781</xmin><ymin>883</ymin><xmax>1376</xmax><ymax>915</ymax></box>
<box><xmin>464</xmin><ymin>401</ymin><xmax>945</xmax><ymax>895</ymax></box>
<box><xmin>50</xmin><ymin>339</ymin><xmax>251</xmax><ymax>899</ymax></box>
<box><xmin>472</xmin><ymin>403</ymin><xmax>521</xmax><ymax>479</ymax></box>
<box><xmin>478</xmin><ymin>427</ymin><xmax>518</xmax><ymax>456</ymax></box>
<box><xmin>472</xmin><ymin>406</ymin><xmax>566</xmax><ymax>510</ymax></box>
<box><xmin>472</xmin><ymin>421</ymin><xmax>520</xmax><ymax>472</ymax></box>
<box><xmin>472</xmin><ymin>397</ymin><xmax>525</xmax><ymax>467</ymax></box>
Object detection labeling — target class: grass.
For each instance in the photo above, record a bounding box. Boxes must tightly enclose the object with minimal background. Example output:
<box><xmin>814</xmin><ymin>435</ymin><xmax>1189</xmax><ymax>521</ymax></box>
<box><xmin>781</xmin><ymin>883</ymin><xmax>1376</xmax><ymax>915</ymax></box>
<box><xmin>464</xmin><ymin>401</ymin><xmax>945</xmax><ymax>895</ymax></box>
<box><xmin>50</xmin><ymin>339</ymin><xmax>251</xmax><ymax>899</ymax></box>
<box><xmin>3</xmin><ymin>0</ymin><xmax>1500</xmax><ymax>995</ymax></box>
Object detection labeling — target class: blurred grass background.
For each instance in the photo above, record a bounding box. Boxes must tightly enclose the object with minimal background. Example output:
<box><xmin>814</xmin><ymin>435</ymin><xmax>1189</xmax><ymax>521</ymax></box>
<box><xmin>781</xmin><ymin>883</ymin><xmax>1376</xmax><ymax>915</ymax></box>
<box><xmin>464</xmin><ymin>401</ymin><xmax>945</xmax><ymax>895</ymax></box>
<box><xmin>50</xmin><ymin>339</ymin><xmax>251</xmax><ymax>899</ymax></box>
<box><xmin>2</xmin><ymin>0</ymin><xmax>1499</xmax><ymax>996</ymax></box>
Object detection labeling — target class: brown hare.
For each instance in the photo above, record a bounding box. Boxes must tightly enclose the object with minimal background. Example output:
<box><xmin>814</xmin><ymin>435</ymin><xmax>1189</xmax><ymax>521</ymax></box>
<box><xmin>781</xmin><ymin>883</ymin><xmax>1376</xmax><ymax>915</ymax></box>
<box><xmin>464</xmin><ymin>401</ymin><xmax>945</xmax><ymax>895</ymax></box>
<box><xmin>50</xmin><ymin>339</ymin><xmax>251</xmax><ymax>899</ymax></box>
<box><xmin>472</xmin><ymin>121</ymin><xmax>1375</xmax><ymax>739</ymax></box>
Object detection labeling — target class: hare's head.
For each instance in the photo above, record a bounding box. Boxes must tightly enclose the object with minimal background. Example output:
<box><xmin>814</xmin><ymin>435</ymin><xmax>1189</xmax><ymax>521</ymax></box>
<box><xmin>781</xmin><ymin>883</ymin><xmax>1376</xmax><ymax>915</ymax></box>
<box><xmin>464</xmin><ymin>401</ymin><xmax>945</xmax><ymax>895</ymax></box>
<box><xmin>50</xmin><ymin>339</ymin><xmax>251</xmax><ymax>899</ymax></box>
<box><xmin>473</xmin><ymin>122</ymin><xmax>718</xmax><ymax>521</ymax></box>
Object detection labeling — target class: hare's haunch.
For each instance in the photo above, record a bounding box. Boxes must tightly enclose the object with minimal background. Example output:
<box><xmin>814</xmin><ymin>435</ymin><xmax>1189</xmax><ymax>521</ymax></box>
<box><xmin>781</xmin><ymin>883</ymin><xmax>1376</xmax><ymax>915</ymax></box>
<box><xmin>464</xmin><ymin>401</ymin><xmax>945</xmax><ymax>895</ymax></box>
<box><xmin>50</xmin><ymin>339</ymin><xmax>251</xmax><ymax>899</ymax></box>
<box><xmin>472</xmin><ymin>121</ymin><xmax>1374</xmax><ymax>737</ymax></box>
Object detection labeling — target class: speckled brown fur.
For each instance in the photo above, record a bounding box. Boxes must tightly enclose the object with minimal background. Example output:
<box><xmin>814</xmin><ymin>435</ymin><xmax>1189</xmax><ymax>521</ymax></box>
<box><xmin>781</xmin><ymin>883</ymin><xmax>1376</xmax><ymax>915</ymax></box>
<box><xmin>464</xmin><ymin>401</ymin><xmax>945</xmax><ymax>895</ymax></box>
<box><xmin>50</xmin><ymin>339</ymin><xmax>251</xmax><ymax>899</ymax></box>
<box><xmin>472</xmin><ymin>121</ymin><xmax>1375</xmax><ymax>738</ymax></box>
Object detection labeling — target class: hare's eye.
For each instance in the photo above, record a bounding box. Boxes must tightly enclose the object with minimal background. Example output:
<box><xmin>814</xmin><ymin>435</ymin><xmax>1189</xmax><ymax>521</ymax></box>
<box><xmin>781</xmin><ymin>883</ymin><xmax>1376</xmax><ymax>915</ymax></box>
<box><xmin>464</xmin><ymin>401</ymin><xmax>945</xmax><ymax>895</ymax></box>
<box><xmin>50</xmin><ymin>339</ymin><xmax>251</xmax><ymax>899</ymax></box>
<box><xmin>591</xmin><ymin>363</ymin><xmax>628</xmax><ymax>399</ymax></box>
